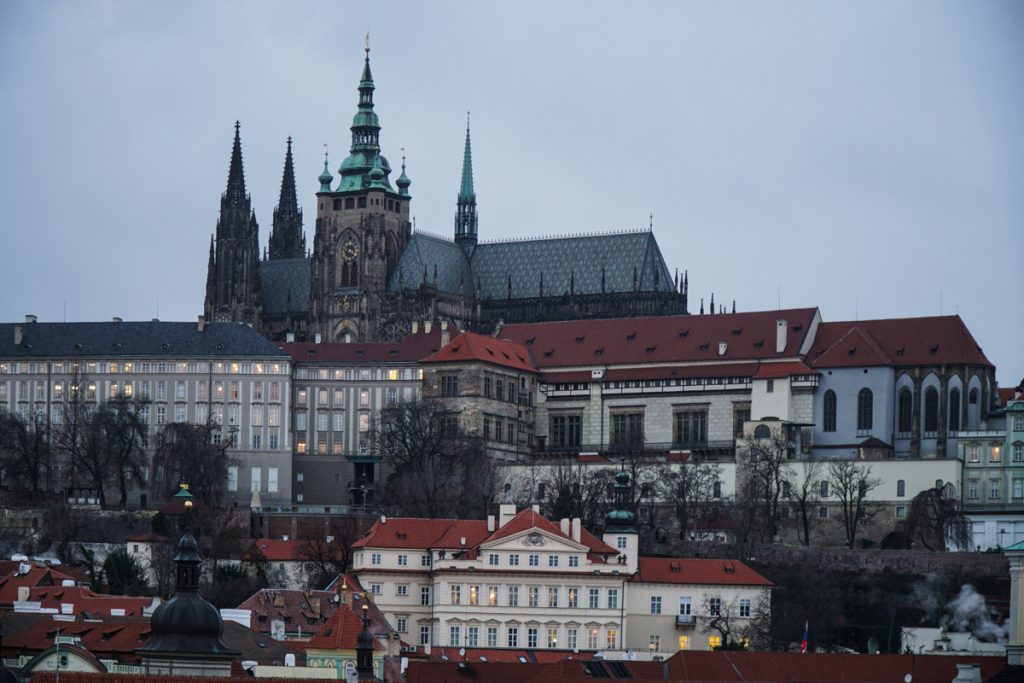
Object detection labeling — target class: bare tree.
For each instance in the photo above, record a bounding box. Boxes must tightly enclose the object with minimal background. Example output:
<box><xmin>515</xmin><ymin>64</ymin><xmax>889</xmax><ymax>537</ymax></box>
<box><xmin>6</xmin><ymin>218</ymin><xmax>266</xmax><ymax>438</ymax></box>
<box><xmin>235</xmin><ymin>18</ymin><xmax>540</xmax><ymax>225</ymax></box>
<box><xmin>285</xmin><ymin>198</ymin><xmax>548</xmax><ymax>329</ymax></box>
<box><xmin>299</xmin><ymin>537</ymin><xmax>347</xmax><ymax>589</ymax></box>
<box><xmin>540</xmin><ymin>462</ymin><xmax>612</xmax><ymax>529</ymax></box>
<box><xmin>662</xmin><ymin>461</ymin><xmax>723</xmax><ymax>541</ymax></box>
<box><xmin>788</xmin><ymin>459</ymin><xmax>824</xmax><ymax>546</ymax></box>
<box><xmin>152</xmin><ymin>420</ymin><xmax>234</xmax><ymax>506</ymax></box>
<box><xmin>701</xmin><ymin>593</ymin><xmax>747</xmax><ymax>650</ymax></box>
<box><xmin>906</xmin><ymin>483</ymin><xmax>971</xmax><ymax>551</ymax></box>
<box><xmin>374</xmin><ymin>398</ymin><xmax>493</xmax><ymax>518</ymax></box>
<box><xmin>0</xmin><ymin>410</ymin><xmax>50</xmax><ymax>492</ymax></box>
<box><xmin>828</xmin><ymin>460</ymin><xmax>880</xmax><ymax>548</ymax></box>
<box><xmin>99</xmin><ymin>396</ymin><xmax>149</xmax><ymax>508</ymax></box>
<box><xmin>738</xmin><ymin>428</ymin><xmax>795</xmax><ymax>543</ymax></box>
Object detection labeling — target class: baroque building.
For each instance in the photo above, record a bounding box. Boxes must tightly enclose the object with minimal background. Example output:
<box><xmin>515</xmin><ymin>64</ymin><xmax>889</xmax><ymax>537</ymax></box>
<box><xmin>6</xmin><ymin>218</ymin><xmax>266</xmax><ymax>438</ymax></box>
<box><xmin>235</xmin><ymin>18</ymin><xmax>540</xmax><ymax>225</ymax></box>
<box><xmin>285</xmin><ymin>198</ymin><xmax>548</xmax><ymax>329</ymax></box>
<box><xmin>203</xmin><ymin>46</ymin><xmax>688</xmax><ymax>343</ymax></box>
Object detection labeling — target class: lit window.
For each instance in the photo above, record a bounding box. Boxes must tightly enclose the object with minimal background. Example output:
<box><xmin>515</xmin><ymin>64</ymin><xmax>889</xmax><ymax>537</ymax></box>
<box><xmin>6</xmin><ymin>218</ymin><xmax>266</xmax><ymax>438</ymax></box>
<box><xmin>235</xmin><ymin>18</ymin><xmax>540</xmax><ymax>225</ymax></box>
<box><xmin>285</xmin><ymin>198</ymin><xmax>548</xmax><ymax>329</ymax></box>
<box><xmin>709</xmin><ymin>636</ymin><xmax>722</xmax><ymax>650</ymax></box>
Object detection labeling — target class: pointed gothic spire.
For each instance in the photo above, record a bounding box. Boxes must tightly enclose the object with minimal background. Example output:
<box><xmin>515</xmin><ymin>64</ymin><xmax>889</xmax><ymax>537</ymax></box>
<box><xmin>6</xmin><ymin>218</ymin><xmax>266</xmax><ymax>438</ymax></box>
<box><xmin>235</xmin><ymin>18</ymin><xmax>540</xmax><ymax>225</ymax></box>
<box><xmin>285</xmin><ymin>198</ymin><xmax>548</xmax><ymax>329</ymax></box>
<box><xmin>396</xmin><ymin>148</ymin><xmax>411</xmax><ymax>196</ymax></box>
<box><xmin>319</xmin><ymin>145</ymin><xmax>334</xmax><ymax>192</ymax></box>
<box><xmin>460</xmin><ymin>112</ymin><xmax>475</xmax><ymax>201</ymax></box>
<box><xmin>454</xmin><ymin>112</ymin><xmax>479</xmax><ymax>256</ymax></box>
<box><xmin>269</xmin><ymin>137</ymin><xmax>306</xmax><ymax>260</ymax></box>
<box><xmin>700</xmin><ymin>297</ymin><xmax>705</xmax><ymax>315</ymax></box>
<box><xmin>225</xmin><ymin>121</ymin><xmax>247</xmax><ymax>205</ymax></box>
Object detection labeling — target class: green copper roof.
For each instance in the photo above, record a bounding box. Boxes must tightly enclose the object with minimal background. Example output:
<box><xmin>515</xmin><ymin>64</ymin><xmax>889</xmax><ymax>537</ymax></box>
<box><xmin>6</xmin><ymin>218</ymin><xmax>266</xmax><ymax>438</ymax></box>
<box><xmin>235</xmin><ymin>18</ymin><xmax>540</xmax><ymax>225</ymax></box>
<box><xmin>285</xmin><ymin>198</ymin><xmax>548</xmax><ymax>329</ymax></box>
<box><xmin>318</xmin><ymin>151</ymin><xmax>334</xmax><ymax>192</ymax></box>
<box><xmin>333</xmin><ymin>48</ymin><xmax>395</xmax><ymax>194</ymax></box>
<box><xmin>396</xmin><ymin>154</ymin><xmax>411</xmax><ymax>196</ymax></box>
<box><xmin>459</xmin><ymin>114</ymin><xmax>475</xmax><ymax>201</ymax></box>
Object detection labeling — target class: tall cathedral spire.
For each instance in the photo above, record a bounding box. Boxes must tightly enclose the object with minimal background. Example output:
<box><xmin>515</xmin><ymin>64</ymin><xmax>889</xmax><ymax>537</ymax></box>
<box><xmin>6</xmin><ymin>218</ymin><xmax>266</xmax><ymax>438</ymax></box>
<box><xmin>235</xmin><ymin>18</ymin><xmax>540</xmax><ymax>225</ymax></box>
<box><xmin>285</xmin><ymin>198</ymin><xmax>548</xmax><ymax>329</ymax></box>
<box><xmin>204</xmin><ymin>122</ymin><xmax>262</xmax><ymax>326</ymax></box>
<box><xmin>268</xmin><ymin>137</ymin><xmax>306</xmax><ymax>260</ymax></box>
<box><xmin>454</xmin><ymin>112</ymin><xmax>478</xmax><ymax>256</ymax></box>
<box><xmin>335</xmin><ymin>40</ymin><xmax>393</xmax><ymax>193</ymax></box>
<box><xmin>225</xmin><ymin>121</ymin><xmax>247</xmax><ymax>206</ymax></box>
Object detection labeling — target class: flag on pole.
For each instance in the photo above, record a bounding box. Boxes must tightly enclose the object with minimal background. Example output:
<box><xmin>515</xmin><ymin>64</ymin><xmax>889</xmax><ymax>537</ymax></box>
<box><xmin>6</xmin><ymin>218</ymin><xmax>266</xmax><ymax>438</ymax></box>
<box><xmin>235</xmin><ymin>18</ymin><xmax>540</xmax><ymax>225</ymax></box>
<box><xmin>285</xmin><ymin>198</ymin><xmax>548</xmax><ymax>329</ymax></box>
<box><xmin>800</xmin><ymin>621</ymin><xmax>809</xmax><ymax>654</ymax></box>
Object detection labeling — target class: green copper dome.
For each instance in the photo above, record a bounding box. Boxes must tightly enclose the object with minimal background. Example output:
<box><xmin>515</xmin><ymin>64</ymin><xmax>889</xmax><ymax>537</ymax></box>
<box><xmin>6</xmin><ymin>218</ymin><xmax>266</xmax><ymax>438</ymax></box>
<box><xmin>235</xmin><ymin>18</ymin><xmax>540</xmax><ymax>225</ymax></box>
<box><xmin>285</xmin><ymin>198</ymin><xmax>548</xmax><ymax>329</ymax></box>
<box><xmin>318</xmin><ymin>152</ymin><xmax>334</xmax><ymax>192</ymax></box>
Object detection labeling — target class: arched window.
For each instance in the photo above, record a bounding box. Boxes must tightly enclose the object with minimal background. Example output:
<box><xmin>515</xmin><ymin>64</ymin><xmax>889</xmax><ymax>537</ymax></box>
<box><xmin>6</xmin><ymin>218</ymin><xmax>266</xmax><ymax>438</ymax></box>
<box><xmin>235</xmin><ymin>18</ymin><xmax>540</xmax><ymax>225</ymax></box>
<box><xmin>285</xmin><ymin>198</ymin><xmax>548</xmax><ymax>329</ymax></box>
<box><xmin>823</xmin><ymin>390</ymin><xmax>837</xmax><ymax>432</ymax></box>
<box><xmin>820</xmin><ymin>481</ymin><xmax>829</xmax><ymax>497</ymax></box>
<box><xmin>896</xmin><ymin>480</ymin><xmax>905</xmax><ymax>497</ymax></box>
<box><xmin>969</xmin><ymin>388</ymin><xmax>979</xmax><ymax>405</ymax></box>
<box><xmin>857</xmin><ymin>388</ymin><xmax>873</xmax><ymax>431</ymax></box>
<box><xmin>948</xmin><ymin>388</ymin><xmax>961</xmax><ymax>432</ymax></box>
<box><xmin>754</xmin><ymin>424</ymin><xmax>771</xmax><ymax>440</ymax></box>
<box><xmin>341</xmin><ymin>262</ymin><xmax>358</xmax><ymax>287</ymax></box>
<box><xmin>924</xmin><ymin>387</ymin><xmax>939</xmax><ymax>433</ymax></box>
<box><xmin>898</xmin><ymin>388</ymin><xmax>913</xmax><ymax>433</ymax></box>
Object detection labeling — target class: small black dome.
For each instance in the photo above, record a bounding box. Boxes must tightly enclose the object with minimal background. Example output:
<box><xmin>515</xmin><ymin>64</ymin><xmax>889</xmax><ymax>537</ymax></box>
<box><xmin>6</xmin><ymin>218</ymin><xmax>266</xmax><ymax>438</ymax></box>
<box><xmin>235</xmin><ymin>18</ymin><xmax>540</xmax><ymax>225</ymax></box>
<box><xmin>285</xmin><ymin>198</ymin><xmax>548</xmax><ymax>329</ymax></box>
<box><xmin>150</xmin><ymin>592</ymin><xmax>223</xmax><ymax>639</ymax></box>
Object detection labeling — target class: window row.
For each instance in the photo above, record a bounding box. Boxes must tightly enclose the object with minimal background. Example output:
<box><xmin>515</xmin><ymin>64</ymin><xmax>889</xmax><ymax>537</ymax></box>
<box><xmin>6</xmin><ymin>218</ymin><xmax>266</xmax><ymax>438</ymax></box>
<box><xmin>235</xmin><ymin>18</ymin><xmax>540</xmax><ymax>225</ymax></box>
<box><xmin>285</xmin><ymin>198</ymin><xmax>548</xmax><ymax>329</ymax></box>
<box><xmin>0</xmin><ymin>361</ymin><xmax>287</xmax><ymax>375</ymax></box>
<box><xmin>294</xmin><ymin>367</ymin><xmax>420</xmax><ymax>381</ymax></box>
<box><xmin>430</xmin><ymin>623</ymin><xmax>620</xmax><ymax>651</ymax></box>
<box><xmin>426</xmin><ymin>584</ymin><xmax>620</xmax><ymax>610</ymax></box>
<box><xmin>967</xmin><ymin>478</ymin><xmax>1023</xmax><ymax>501</ymax></box>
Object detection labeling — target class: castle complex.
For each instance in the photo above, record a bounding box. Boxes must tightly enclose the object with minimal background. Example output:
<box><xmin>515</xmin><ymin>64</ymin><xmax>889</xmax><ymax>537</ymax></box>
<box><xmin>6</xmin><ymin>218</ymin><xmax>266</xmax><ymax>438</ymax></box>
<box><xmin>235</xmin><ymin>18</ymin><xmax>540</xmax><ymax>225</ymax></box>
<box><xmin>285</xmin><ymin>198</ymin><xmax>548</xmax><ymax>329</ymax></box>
<box><xmin>203</xmin><ymin>46</ymin><xmax>688</xmax><ymax>343</ymax></box>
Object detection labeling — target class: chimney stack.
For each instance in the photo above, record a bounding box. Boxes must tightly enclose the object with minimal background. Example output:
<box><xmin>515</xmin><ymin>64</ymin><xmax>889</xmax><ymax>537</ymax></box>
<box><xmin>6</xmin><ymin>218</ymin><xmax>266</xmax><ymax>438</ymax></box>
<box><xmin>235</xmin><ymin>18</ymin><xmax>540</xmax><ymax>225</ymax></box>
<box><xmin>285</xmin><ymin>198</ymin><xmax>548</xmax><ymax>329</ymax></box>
<box><xmin>776</xmin><ymin>319</ymin><xmax>788</xmax><ymax>354</ymax></box>
<box><xmin>197</xmin><ymin>315</ymin><xmax>205</xmax><ymax>332</ymax></box>
<box><xmin>25</xmin><ymin>314</ymin><xmax>37</xmax><ymax>323</ymax></box>
<box><xmin>718</xmin><ymin>342</ymin><xmax>728</xmax><ymax>356</ymax></box>
<box><xmin>487</xmin><ymin>515</ymin><xmax>495</xmax><ymax>532</ymax></box>
<box><xmin>571</xmin><ymin>518</ymin><xmax>582</xmax><ymax>543</ymax></box>
<box><xmin>286</xmin><ymin>332</ymin><xmax>295</xmax><ymax>343</ymax></box>
<box><xmin>441</xmin><ymin>321</ymin><xmax>450</xmax><ymax>347</ymax></box>
<box><xmin>113</xmin><ymin>316</ymin><xmax>122</xmax><ymax>323</ymax></box>
<box><xmin>14</xmin><ymin>326</ymin><xmax>22</xmax><ymax>345</ymax></box>
<box><xmin>424</xmin><ymin>321</ymin><xmax>433</xmax><ymax>334</ymax></box>
<box><xmin>412</xmin><ymin>321</ymin><xmax>419</xmax><ymax>334</ymax></box>
<box><xmin>560</xmin><ymin>518</ymin><xmax>570</xmax><ymax>536</ymax></box>
<box><xmin>498</xmin><ymin>504</ymin><xmax>516</xmax><ymax>528</ymax></box>
<box><xmin>315</xmin><ymin>333</ymin><xmax>322</xmax><ymax>344</ymax></box>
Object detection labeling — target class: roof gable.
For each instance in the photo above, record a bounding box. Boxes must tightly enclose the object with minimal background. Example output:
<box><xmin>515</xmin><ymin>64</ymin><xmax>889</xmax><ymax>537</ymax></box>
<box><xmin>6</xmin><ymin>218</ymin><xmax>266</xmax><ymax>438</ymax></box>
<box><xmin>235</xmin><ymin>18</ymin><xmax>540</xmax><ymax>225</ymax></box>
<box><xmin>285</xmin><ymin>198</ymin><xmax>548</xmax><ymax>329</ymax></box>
<box><xmin>421</xmin><ymin>332</ymin><xmax>537</xmax><ymax>373</ymax></box>
<box><xmin>809</xmin><ymin>316</ymin><xmax>991</xmax><ymax>368</ymax></box>
<box><xmin>630</xmin><ymin>557</ymin><xmax>773</xmax><ymax>587</ymax></box>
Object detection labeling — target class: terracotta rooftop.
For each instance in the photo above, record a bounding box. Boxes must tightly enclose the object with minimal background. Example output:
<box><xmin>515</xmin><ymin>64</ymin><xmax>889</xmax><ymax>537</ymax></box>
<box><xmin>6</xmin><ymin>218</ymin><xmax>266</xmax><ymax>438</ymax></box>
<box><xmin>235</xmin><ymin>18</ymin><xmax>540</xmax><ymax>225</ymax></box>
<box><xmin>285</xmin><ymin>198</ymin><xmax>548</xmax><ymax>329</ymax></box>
<box><xmin>421</xmin><ymin>331</ymin><xmax>537</xmax><ymax>373</ymax></box>
<box><xmin>304</xmin><ymin>603</ymin><xmax>383</xmax><ymax>651</ymax></box>
<box><xmin>242</xmin><ymin>538</ymin><xmax>309</xmax><ymax>562</ymax></box>
<box><xmin>279</xmin><ymin>327</ymin><xmax>447</xmax><ymax>364</ymax></box>
<box><xmin>499</xmin><ymin>308</ymin><xmax>819</xmax><ymax>369</ymax></box>
<box><xmin>26</xmin><ymin>585</ymin><xmax>158</xmax><ymax>617</ymax></box>
<box><xmin>630</xmin><ymin>558</ymin><xmax>774</xmax><ymax>587</ymax></box>
<box><xmin>0</xmin><ymin>563</ymin><xmax>81</xmax><ymax>607</ymax></box>
<box><xmin>809</xmin><ymin>316</ymin><xmax>991</xmax><ymax>369</ymax></box>
<box><xmin>352</xmin><ymin>508</ymin><xmax>617</xmax><ymax>557</ymax></box>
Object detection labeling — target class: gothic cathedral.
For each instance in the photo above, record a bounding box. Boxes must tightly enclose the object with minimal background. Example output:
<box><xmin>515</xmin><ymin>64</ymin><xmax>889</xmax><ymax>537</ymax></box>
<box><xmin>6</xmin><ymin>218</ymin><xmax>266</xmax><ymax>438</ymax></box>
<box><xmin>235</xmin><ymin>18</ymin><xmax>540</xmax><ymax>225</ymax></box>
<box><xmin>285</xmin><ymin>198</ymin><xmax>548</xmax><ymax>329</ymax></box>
<box><xmin>204</xmin><ymin>46</ymin><xmax>688</xmax><ymax>343</ymax></box>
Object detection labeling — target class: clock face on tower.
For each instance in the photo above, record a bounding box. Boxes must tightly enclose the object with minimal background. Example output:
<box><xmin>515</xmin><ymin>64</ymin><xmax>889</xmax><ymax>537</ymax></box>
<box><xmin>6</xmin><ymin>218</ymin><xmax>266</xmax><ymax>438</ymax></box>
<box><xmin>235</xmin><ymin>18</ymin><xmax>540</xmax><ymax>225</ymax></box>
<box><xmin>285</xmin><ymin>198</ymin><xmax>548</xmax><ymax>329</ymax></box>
<box><xmin>342</xmin><ymin>240</ymin><xmax>359</xmax><ymax>262</ymax></box>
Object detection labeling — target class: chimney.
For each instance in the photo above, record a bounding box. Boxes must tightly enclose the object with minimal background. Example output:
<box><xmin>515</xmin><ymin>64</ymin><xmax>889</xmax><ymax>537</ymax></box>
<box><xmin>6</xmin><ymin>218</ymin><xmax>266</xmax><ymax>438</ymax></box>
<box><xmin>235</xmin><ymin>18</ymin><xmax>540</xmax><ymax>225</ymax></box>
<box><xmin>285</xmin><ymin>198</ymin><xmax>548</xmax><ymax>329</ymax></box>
<box><xmin>952</xmin><ymin>664</ymin><xmax>982</xmax><ymax>683</ymax></box>
<box><xmin>531</xmin><ymin>503</ymin><xmax>540</xmax><ymax>514</ymax></box>
<box><xmin>441</xmin><ymin>321</ymin><xmax>450</xmax><ymax>347</ymax></box>
<box><xmin>315</xmin><ymin>333</ymin><xmax>322</xmax><ymax>344</ymax></box>
<box><xmin>14</xmin><ymin>326</ymin><xmax>22</xmax><ymax>345</ymax></box>
<box><xmin>424</xmin><ymin>321</ymin><xmax>433</xmax><ymax>334</ymax></box>
<box><xmin>776</xmin><ymin>319</ymin><xmax>788</xmax><ymax>353</ymax></box>
<box><xmin>197</xmin><ymin>315</ymin><xmax>205</xmax><ymax>332</ymax></box>
<box><xmin>718</xmin><ymin>342</ymin><xmax>728</xmax><ymax>356</ymax></box>
<box><xmin>487</xmin><ymin>515</ymin><xmax>495</xmax><ymax>532</ymax></box>
<box><xmin>499</xmin><ymin>503</ymin><xmax>516</xmax><ymax>528</ymax></box>
<box><xmin>25</xmin><ymin>314</ymin><xmax>37</xmax><ymax>323</ymax></box>
<box><xmin>571</xmin><ymin>518</ymin><xmax>582</xmax><ymax>543</ymax></box>
<box><xmin>17</xmin><ymin>586</ymin><xmax>29</xmax><ymax>602</ymax></box>
<box><xmin>412</xmin><ymin>321</ymin><xmax>419</xmax><ymax>334</ymax></box>
<box><xmin>282</xmin><ymin>534</ymin><xmax>289</xmax><ymax>541</ymax></box>
<box><xmin>285</xmin><ymin>332</ymin><xmax>295</xmax><ymax>343</ymax></box>
<box><xmin>113</xmin><ymin>316</ymin><xmax>122</xmax><ymax>323</ymax></box>
<box><xmin>560</xmin><ymin>518</ymin><xmax>570</xmax><ymax>535</ymax></box>
<box><xmin>61</xmin><ymin>603</ymin><xmax>74</xmax><ymax>614</ymax></box>
<box><xmin>380</xmin><ymin>515</ymin><xmax>387</xmax><ymax>525</ymax></box>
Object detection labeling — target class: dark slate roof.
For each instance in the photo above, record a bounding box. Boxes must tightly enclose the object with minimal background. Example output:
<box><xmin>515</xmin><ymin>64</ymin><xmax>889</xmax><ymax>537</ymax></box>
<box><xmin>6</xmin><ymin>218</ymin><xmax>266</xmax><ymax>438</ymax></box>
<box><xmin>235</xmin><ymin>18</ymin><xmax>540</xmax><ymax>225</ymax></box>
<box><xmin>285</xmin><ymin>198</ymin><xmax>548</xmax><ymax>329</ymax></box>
<box><xmin>387</xmin><ymin>232</ymin><xmax>472</xmax><ymax>294</ymax></box>
<box><xmin>0</xmin><ymin>321</ymin><xmax>287</xmax><ymax>358</ymax></box>
<box><xmin>260</xmin><ymin>257</ymin><xmax>311</xmax><ymax>315</ymax></box>
<box><xmin>387</xmin><ymin>230</ymin><xmax>676</xmax><ymax>300</ymax></box>
<box><xmin>472</xmin><ymin>230</ymin><xmax>674</xmax><ymax>299</ymax></box>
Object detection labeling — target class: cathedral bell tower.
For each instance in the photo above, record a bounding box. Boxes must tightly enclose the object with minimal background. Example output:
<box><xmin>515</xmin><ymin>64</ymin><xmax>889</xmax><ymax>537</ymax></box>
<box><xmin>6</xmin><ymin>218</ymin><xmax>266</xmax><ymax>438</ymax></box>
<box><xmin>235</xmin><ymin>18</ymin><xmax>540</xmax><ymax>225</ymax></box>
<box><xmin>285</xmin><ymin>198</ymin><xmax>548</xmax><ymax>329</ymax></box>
<box><xmin>454</xmin><ymin>113</ymin><xmax>478</xmax><ymax>256</ymax></box>
<box><xmin>309</xmin><ymin>39</ymin><xmax>412</xmax><ymax>343</ymax></box>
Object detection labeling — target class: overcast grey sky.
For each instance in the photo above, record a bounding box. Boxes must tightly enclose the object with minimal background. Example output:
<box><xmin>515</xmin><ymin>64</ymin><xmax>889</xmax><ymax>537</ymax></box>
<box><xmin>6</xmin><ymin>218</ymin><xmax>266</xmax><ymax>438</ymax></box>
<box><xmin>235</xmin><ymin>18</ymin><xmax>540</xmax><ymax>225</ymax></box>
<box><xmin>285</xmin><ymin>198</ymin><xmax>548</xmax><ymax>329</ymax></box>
<box><xmin>1</xmin><ymin>1</ymin><xmax>1021</xmax><ymax>383</ymax></box>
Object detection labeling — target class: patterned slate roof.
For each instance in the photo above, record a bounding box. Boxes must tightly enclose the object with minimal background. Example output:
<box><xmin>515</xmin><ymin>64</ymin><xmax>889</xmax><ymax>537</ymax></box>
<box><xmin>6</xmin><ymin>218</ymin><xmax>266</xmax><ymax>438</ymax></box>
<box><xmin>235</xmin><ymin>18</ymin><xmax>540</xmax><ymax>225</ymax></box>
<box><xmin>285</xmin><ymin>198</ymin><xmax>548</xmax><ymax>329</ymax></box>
<box><xmin>471</xmin><ymin>230</ymin><xmax>674</xmax><ymax>299</ymax></box>
<box><xmin>387</xmin><ymin>233</ymin><xmax>472</xmax><ymax>294</ymax></box>
<box><xmin>260</xmin><ymin>257</ymin><xmax>311</xmax><ymax>316</ymax></box>
<box><xmin>0</xmin><ymin>321</ymin><xmax>287</xmax><ymax>358</ymax></box>
<box><xmin>386</xmin><ymin>230</ymin><xmax>676</xmax><ymax>301</ymax></box>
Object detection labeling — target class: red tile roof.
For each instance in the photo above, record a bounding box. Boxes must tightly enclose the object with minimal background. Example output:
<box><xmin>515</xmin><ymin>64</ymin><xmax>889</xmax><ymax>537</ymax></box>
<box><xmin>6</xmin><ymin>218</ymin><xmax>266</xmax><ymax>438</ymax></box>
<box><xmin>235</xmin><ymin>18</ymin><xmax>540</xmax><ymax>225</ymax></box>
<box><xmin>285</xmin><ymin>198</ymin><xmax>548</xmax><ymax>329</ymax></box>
<box><xmin>304</xmin><ymin>603</ymin><xmax>383</xmax><ymax>651</ymax></box>
<box><xmin>352</xmin><ymin>508</ymin><xmax>618</xmax><ymax>556</ymax></box>
<box><xmin>31</xmin><ymin>673</ymin><xmax>328</xmax><ymax>683</ymax></box>
<box><xmin>27</xmin><ymin>585</ymin><xmax>157</xmax><ymax>617</ymax></box>
<box><xmin>279</xmin><ymin>327</ymin><xmax>447</xmax><ymax>364</ymax></box>
<box><xmin>752</xmin><ymin>360</ymin><xmax>815</xmax><ymax>379</ymax></box>
<box><xmin>403</xmin><ymin>651</ymin><xmax>1007</xmax><ymax>683</ymax></box>
<box><xmin>421</xmin><ymin>332</ymin><xmax>537</xmax><ymax>373</ymax></box>
<box><xmin>630</xmin><ymin>558</ymin><xmax>774</xmax><ymax>587</ymax></box>
<box><xmin>499</xmin><ymin>308</ymin><xmax>820</xmax><ymax>369</ymax></box>
<box><xmin>126</xmin><ymin>532</ymin><xmax>170</xmax><ymax>543</ymax></box>
<box><xmin>809</xmin><ymin>316</ymin><xmax>992</xmax><ymax>369</ymax></box>
<box><xmin>0</xmin><ymin>564</ymin><xmax>80</xmax><ymax>606</ymax></box>
<box><xmin>243</xmin><ymin>538</ymin><xmax>308</xmax><ymax>562</ymax></box>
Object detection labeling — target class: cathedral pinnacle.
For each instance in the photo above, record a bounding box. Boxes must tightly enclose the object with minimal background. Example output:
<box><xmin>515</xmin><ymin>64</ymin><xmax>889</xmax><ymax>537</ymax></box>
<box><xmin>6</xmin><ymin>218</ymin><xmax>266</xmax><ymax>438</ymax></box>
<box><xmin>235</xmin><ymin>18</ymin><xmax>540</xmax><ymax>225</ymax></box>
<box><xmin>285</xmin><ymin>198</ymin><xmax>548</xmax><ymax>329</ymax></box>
<box><xmin>454</xmin><ymin>112</ymin><xmax>478</xmax><ymax>255</ymax></box>
<box><xmin>225</xmin><ymin>120</ymin><xmax>247</xmax><ymax>205</ymax></box>
<box><xmin>319</xmin><ymin>145</ymin><xmax>334</xmax><ymax>192</ymax></box>
<box><xmin>396</xmin><ymin>147</ymin><xmax>411</xmax><ymax>196</ymax></box>
<box><xmin>268</xmin><ymin>137</ymin><xmax>306</xmax><ymax>260</ymax></box>
<box><xmin>335</xmin><ymin>43</ymin><xmax>393</xmax><ymax>193</ymax></box>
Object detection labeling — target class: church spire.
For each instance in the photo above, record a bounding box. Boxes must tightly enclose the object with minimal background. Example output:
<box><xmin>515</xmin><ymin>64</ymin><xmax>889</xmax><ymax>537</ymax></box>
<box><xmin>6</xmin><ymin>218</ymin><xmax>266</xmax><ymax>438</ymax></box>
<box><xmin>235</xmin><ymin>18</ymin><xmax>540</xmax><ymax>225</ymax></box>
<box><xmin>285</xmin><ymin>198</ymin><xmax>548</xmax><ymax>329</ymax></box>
<box><xmin>454</xmin><ymin>112</ymin><xmax>478</xmax><ymax>256</ymax></box>
<box><xmin>225</xmin><ymin>121</ymin><xmax>247</xmax><ymax>205</ymax></box>
<box><xmin>268</xmin><ymin>137</ymin><xmax>306</xmax><ymax>260</ymax></box>
<box><xmin>335</xmin><ymin>39</ymin><xmax>394</xmax><ymax>193</ymax></box>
